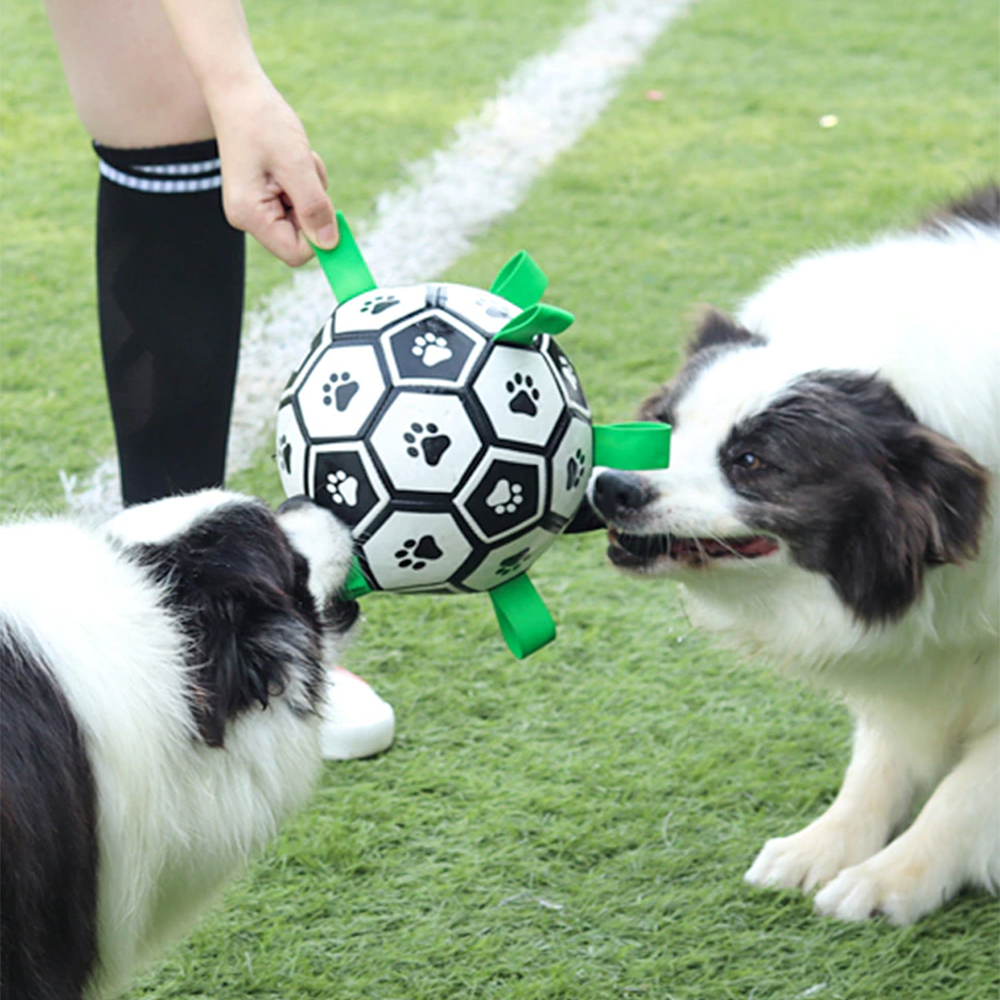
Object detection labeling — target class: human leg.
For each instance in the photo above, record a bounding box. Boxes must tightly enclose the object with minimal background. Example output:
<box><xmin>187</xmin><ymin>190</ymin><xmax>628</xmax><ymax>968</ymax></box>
<box><xmin>45</xmin><ymin>0</ymin><xmax>243</xmax><ymax>505</ymax></box>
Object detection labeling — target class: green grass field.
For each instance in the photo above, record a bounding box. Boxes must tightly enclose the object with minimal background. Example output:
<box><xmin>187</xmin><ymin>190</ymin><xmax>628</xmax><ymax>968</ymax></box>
<box><xmin>2</xmin><ymin>0</ymin><xmax>998</xmax><ymax>997</ymax></box>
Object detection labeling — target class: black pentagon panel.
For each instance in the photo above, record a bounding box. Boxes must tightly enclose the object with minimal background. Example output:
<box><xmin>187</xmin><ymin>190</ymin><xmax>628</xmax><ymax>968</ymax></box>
<box><xmin>381</xmin><ymin>312</ymin><xmax>486</xmax><ymax>385</ymax></box>
<box><xmin>460</xmin><ymin>457</ymin><xmax>542</xmax><ymax>542</ymax></box>
<box><xmin>310</xmin><ymin>446</ymin><xmax>388</xmax><ymax>533</ymax></box>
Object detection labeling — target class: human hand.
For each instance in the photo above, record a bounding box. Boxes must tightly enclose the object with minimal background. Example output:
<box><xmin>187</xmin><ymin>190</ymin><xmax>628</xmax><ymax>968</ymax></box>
<box><xmin>211</xmin><ymin>76</ymin><xmax>337</xmax><ymax>266</ymax></box>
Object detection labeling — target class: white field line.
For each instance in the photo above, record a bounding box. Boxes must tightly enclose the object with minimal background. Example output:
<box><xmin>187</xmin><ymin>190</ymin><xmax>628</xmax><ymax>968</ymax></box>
<box><xmin>62</xmin><ymin>0</ymin><xmax>691</xmax><ymax>523</ymax></box>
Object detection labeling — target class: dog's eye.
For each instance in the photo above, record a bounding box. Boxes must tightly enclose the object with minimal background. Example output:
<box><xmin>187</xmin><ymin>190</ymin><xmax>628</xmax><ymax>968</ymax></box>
<box><xmin>734</xmin><ymin>452</ymin><xmax>764</xmax><ymax>472</ymax></box>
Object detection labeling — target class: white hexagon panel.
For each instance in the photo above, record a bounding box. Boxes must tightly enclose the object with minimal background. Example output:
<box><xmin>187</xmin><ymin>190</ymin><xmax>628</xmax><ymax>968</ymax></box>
<box><xmin>459</xmin><ymin>525</ymin><xmax>556</xmax><ymax>593</ymax></box>
<box><xmin>332</xmin><ymin>284</ymin><xmax>429</xmax><ymax>334</ymax></box>
<box><xmin>380</xmin><ymin>311</ymin><xmax>486</xmax><ymax>387</ymax></box>
<box><xmin>275</xmin><ymin>399</ymin><xmax>308</xmax><ymax>498</ymax></box>
<box><xmin>294</xmin><ymin>342</ymin><xmax>387</xmax><ymax>441</ymax></box>
<box><xmin>369</xmin><ymin>389</ymin><xmax>483</xmax><ymax>494</ymax></box>
<box><xmin>456</xmin><ymin>447</ymin><xmax>546</xmax><ymax>543</ymax></box>
<box><xmin>548</xmin><ymin>414</ymin><xmax>594</xmax><ymax>525</ymax></box>
<box><xmin>281</xmin><ymin>317</ymin><xmax>335</xmax><ymax>396</ymax></box>
<box><xmin>361</xmin><ymin>511</ymin><xmax>473</xmax><ymax>593</ymax></box>
<box><xmin>471</xmin><ymin>343</ymin><xmax>564</xmax><ymax>448</ymax></box>
<box><xmin>308</xmin><ymin>443</ymin><xmax>389</xmax><ymax>535</ymax></box>
<box><xmin>432</xmin><ymin>283</ymin><xmax>521</xmax><ymax>335</ymax></box>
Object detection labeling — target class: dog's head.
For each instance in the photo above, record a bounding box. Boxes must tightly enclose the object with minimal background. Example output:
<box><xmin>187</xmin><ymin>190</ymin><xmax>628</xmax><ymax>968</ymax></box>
<box><xmin>106</xmin><ymin>490</ymin><xmax>358</xmax><ymax>746</ymax></box>
<box><xmin>591</xmin><ymin>310</ymin><xmax>990</xmax><ymax>627</ymax></box>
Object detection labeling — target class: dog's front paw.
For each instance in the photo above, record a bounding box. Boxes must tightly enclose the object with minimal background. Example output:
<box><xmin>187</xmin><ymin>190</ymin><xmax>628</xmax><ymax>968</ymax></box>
<box><xmin>745</xmin><ymin>814</ymin><xmax>882</xmax><ymax>894</ymax></box>
<box><xmin>746</xmin><ymin>832</ymin><xmax>844</xmax><ymax>894</ymax></box>
<box><xmin>813</xmin><ymin>843</ymin><xmax>947</xmax><ymax>926</ymax></box>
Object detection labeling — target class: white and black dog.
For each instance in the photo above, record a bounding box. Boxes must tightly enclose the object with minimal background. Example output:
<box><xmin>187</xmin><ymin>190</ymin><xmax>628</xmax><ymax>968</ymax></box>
<box><xmin>588</xmin><ymin>188</ymin><xmax>999</xmax><ymax>924</ymax></box>
<box><xmin>0</xmin><ymin>490</ymin><xmax>358</xmax><ymax>997</ymax></box>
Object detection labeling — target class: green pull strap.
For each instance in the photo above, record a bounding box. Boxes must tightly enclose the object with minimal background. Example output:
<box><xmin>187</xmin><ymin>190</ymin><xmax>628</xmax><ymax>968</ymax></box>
<box><xmin>341</xmin><ymin>556</ymin><xmax>375</xmax><ymax>600</ymax></box>
<box><xmin>313</xmin><ymin>212</ymin><xmax>377</xmax><ymax>303</ymax></box>
<box><xmin>592</xmin><ymin>422</ymin><xmax>672</xmax><ymax>470</ymax></box>
<box><xmin>489</xmin><ymin>251</ymin><xmax>549</xmax><ymax>308</ymax></box>
<box><xmin>488</xmin><ymin>572</ymin><xmax>556</xmax><ymax>659</ymax></box>
<box><xmin>494</xmin><ymin>303</ymin><xmax>575</xmax><ymax>345</ymax></box>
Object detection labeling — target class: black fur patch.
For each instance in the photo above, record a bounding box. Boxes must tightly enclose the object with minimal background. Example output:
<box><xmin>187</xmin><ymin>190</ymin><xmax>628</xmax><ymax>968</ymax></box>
<box><xmin>1</xmin><ymin>631</ymin><xmax>100</xmax><ymax>997</ymax></box>
<box><xmin>688</xmin><ymin>308</ymin><xmax>767</xmax><ymax>355</ymax></box>
<box><xmin>922</xmin><ymin>183</ymin><xmax>1000</xmax><ymax>235</ymax></box>
<box><xmin>638</xmin><ymin>309</ymin><xmax>766</xmax><ymax>429</ymax></box>
<box><xmin>719</xmin><ymin>371</ymin><xmax>990</xmax><ymax>624</ymax></box>
<box><xmin>129</xmin><ymin>500</ymin><xmax>325</xmax><ymax>747</ymax></box>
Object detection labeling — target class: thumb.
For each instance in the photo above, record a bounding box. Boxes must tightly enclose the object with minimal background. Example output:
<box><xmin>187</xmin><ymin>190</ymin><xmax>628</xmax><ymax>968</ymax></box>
<box><xmin>288</xmin><ymin>153</ymin><xmax>338</xmax><ymax>250</ymax></box>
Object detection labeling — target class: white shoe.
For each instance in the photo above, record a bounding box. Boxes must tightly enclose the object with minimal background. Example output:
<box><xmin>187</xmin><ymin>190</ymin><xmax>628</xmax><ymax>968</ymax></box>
<box><xmin>320</xmin><ymin>666</ymin><xmax>395</xmax><ymax>761</ymax></box>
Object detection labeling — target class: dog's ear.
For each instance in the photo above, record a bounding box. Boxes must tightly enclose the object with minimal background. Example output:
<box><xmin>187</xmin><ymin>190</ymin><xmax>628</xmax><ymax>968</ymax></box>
<box><xmin>636</xmin><ymin>310</ymin><xmax>765</xmax><ymax>425</ymax></box>
<box><xmin>890</xmin><ymin>424</ymin><xmax>990</xmax><ymax>565</ymax></box>
<box><xmin>688</xmin><ymin>308</ymin><xmax>764</xmax><ymax>355</ymax></box>
<box><xmin>821</xmin><ymin>423</ymin><xmax>989</xmax><ymax>624</ymax></box>
<box><xmin>191</xmin><ymin>576</ymin><xmax>309</xmax><ymax>748</ymax></box>
<box><xmin>135</xmin><ymin>503</ymin><xmax>321</xmax><ymax>748</ymax></box>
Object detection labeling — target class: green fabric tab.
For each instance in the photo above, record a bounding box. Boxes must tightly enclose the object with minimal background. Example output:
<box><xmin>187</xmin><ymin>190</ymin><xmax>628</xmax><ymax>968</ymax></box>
<box><xmin>489</xmin><ymin>251</ymin><xmax>548</xmax><ymax>308</ymax></box>
<box><xmin>313</xmin><ymin>212</ymin><xmax>377</xmax><ymax>304</ymax></box>
<box><xmin>493</xmin><ymin>303</ymin><xmax>575</xmax><ymax>345</ymax></box>
<box><xmin>488</xmin><ymin>573</ymin><xmax>556</xmax><ymax>659</ymax></box>
<box><xmin>593</xmin><ymin>422</ymin><xmax>672</xmax><ymax>470</ymax></box>
<box><xmin>341</xmin><ymin>556</ymin><xmax>375</xmax><ymax>599</ymax></box>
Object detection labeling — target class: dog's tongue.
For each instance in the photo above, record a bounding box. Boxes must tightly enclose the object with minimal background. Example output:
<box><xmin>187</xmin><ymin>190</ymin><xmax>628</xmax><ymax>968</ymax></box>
<box><xmin>671</xmin><ymin>536</ymin><xmax>778</xmax><ymax>559</ymax></box>
<box><xmin>735</xmin><ymin>536</ymin><xmax>780</xmax><ymax>557</ymax></box>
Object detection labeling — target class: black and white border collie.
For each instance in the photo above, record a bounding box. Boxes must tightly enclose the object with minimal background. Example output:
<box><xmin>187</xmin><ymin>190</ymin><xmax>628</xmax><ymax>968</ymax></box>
<box><xmin>0</xmin><ymin>490</ymin><xmax>358</xmax><ymax>997</ymax></box>
<box><xmin>590</xmin><ymin>188</ymin><xmax>999</xmax><ymax>924</ymax></box>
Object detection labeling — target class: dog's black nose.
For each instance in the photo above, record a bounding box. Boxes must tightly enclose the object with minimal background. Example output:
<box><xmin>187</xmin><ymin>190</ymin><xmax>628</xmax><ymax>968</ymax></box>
<box><xmin>592</xmin><ymin>470</ymin><xmax>653</xmax><ymax>520</ymax></box>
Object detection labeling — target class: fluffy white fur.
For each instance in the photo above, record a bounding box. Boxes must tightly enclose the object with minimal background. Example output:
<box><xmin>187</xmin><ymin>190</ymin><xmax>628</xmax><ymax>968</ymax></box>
<box><xmin>595</xmin><ymin>211</ymin><xmax>999</xmax><ymax>924</ymax></box>
<box><xmin>0</xmin><ymin>490</ymin><xmax>356</xmax><ymax>994</ymax></box>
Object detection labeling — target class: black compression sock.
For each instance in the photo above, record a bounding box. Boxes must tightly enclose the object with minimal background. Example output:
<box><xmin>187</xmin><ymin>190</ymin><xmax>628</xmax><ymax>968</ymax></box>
<box><xmin>94</xmin><ymin>139</ymin><xmax>245</xmax><ymax>506</ymax></box>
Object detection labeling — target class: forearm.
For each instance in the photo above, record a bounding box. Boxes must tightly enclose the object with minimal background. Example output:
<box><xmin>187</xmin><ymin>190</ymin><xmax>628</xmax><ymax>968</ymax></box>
<box><xmin>156</xmin><ymin>0</ymin><xmax>269</xmax><ymax>110</ymax></box>
<box><xmin>157</xmin><ymin>0</ymin><xmax>337</xmax><ymax>261</ymax></box>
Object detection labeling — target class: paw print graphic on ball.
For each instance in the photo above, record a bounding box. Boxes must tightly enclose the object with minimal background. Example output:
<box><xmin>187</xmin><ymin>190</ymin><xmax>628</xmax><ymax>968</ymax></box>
<box><xmin>475</xmin><ymin>296</ymin><xmax>512</xmax><ymax>321</ymax></box>
<box><xmin>412</xmin><ymin>333</ymin><xmax>453</xmax><ymax>368</ymax></box>
<box><xmin>404</xmin><ymin>422</ymin><xmax>452</xmax><ymax>467</ymax></box>
<box><xmin>326</xmin><ymin>469</ymin><xmax>360</xmax><ymax>507</ymax></box>
<box><xmin>497</xmin><ymin>547</ymin><xmax>531</xmax><ymax>577</ymax></box>
<box><xmin>486</xmin><ymin>478</ymin><xmax>523</xmax><ymax>515</ymax></box>
<box><xmin>506</xmin><ymin>373</ymin><xmax>540</xmax><ymax>417</ymax></box>
<box><xmin>360</xmin><ymin>293</ymin><xmax>400</xmax><ymax>316</ymax></box>
<box><xmin>394</xmin><ymin>535</ymin><xmax>444</xmax><ymax>571</ymax></box>
<box><xmin>322</xmin><ymin>372</ymin><xmax>359</xmax><ymax>412</ymax></box>
<box><xmin>278</xmin><ymin>434</ymin><xmax>293</xmax><ymax>475</ymax></box>
<box><xmin>566</xmin><ymin>448</ymin><xmax>587</xmax><ymax>490</ymax></box>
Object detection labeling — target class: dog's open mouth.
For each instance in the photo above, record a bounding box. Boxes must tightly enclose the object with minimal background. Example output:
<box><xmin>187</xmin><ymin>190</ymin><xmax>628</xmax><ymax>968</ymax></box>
<box><xmin>607</xmin><ymin>529</ymin><xmax>779</xmax><ymax>569</ymax></box>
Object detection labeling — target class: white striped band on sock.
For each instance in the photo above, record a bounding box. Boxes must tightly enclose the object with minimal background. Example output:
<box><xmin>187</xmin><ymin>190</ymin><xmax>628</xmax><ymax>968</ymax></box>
<box><xmin>98</xmin><ymin>155</ymin><xmax>223</xmax><ymax>194</ymax></box>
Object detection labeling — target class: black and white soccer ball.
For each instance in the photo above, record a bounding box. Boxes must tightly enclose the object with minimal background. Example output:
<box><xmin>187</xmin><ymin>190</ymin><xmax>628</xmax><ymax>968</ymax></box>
<box><xmin>276</xmin><ymin>283</ymin><xmax>592</xmax><ymax>593</ymax></box>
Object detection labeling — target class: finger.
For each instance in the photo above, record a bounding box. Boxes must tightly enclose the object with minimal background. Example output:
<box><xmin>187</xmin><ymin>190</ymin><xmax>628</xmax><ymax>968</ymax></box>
<box><xmin>261</xmin><ymin>219</ymin><xmax>314</xmax><ymax>267</ymax></box>
<box><xmin>242</xmin><ymin>199</ymin><xmax>314</xmax><ymax>267</ymax></box>
<box><xmin>312</xmin><ymin>150</ymin><xmax>329</xmax><ymax>190</ymax></box>
<box><xmin>283</xmin><ymin>162</ymin><xmax>337</xmax><ymax>250</ymax></box>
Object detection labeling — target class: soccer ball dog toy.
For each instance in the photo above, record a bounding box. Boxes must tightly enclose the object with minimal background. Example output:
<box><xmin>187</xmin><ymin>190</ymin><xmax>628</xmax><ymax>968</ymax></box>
<box><xmin>277</xmin><ymin>214</ymin><xmax>669</xmax><ymax>657</ymax></box>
